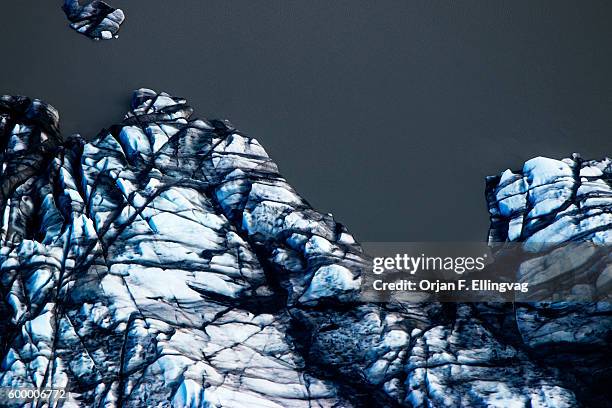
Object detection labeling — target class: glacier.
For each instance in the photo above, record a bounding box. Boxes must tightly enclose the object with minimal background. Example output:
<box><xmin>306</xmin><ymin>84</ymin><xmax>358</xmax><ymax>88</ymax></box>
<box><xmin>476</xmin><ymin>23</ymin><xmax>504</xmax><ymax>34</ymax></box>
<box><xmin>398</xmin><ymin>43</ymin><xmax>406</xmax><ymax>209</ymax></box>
<box><xmin>0</xmin><ymin>90</ymin><xmax>610</xmax><ymax>407</ymax></box>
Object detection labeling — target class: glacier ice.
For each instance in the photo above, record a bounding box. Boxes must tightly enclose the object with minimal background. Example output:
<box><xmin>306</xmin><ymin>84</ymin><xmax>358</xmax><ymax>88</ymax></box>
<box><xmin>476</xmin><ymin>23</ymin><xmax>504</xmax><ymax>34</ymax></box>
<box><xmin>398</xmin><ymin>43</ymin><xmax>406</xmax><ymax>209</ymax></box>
<box><xmin>0</xmin><ymin>90</ymin><xmax>610</xmax><ymax>407</ymax></box>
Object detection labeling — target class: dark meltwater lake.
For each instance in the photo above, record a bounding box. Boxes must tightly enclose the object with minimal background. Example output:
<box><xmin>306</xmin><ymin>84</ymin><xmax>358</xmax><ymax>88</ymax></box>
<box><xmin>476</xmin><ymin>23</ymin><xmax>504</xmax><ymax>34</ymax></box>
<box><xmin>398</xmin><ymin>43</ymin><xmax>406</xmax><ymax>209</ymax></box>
<box><xmin>1</xmin><ymin>0</ymin><xmax>611</xmax><ymax>241</ymax></box>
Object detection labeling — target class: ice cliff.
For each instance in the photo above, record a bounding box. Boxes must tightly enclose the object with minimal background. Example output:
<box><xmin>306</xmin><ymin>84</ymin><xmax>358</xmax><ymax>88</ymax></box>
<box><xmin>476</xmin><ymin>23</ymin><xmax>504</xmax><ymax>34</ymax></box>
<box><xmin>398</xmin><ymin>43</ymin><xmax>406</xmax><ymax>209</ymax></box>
<box><xmin>0</xmin><ymin>90</ymin><xmax>610</xmax><ymax>407</ymax></box>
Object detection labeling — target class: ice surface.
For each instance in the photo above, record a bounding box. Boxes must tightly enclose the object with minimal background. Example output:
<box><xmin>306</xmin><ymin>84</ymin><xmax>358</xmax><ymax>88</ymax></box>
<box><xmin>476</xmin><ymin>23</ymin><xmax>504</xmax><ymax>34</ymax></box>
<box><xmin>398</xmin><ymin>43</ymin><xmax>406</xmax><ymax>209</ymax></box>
<box><xmin>0</xmin><ymin>91</ymin><xmax>609</xmax><ymax>407</ymax></box>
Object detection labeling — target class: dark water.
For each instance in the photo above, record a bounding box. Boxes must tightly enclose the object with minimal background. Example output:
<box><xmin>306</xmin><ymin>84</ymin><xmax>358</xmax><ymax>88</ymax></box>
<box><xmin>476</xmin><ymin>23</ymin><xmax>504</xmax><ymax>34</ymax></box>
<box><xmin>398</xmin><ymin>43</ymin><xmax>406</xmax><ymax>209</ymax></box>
<box><xmin>1</xmin><ymin>1</ymin><xmax>611</xmax><ymax>241</ymax></box>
